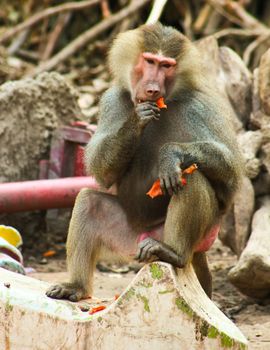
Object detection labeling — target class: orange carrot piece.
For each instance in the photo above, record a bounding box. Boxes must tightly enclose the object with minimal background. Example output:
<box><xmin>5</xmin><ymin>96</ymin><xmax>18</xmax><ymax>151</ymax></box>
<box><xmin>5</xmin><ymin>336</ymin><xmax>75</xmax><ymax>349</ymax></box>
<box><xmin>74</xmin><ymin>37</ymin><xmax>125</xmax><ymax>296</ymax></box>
<box><xmin>89</xmin><ymin>305</ymin><xmax>106</xmax><ymax>315</ymax></box>
<box><xmin>43</xmin><ymin>250</ymin><xmax>56</xmax><ymax>257</ymax></box>
<box><xmin>183</xmin><ymin>163</ymin><xmax>198</xmax><ymax>175</ymax></box>
<box><xmin>147</xmin><ymin>163</ymin><xmax>198</xmax><ymax>199</ymax></box>
<box><xmin>146</xmin><ymin>179</ymin><xmax>162</xmax><ymax>199</ymax></box>
<box><xmin>156</xmin><ymin>97</ymin><xmax>167</xmax><ymax>109</ymax></box>
<box><xmin>114</xmin><ymin>294</ymin><xmax>120</xmax><ymax>300</ymax></box>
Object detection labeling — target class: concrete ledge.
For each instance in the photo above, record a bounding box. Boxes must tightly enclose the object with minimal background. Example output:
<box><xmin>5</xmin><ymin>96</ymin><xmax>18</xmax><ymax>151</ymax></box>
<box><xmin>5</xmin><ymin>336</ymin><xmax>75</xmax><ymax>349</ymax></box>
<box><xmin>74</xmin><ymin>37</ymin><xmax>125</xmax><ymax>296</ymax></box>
<box><xmin>0</xmin><ymin>263</ymin><xmax>248</xmax><ymax>349</ymax></box>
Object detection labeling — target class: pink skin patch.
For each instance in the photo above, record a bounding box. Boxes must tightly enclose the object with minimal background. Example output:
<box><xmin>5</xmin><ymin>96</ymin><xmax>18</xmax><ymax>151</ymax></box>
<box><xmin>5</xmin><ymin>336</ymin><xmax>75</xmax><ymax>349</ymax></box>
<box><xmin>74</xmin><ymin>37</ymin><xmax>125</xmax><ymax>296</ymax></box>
<box><xmin>194</xmin><ymin>224</ymin><xmax>220</xmax><ymax>252</ymax></box>
<box><xmin>137</xmin><ymin>230</ymin><xmax>161</xmax><ymax>243</ymax></box>
<box><xmin>137</xmin><ymin>224</ymin><xmax>164</xmax><ymax>244</ymax></box>
<box><xmin>137</xmin><ymin>224</ymin><xmax>220</xmax><ymax>253</ymax></box>
<box><xmin>142</xmin><ymin>52</ymin><xmax>177</xmax><ymax>66</ymax></box>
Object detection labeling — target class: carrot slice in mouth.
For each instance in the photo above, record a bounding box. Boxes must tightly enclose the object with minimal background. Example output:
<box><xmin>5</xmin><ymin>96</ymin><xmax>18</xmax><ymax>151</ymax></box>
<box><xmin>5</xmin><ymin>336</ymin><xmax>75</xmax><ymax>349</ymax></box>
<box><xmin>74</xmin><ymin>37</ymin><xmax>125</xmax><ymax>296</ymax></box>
<box><xmin>156</xmin><ymin>97</ymin><xmax>167</xmax><ymax>109</ymax></box>
<box><xmin>146</xmin><ymin>163</ymin><xmax>198</xmax><ymax>199</ymax></box>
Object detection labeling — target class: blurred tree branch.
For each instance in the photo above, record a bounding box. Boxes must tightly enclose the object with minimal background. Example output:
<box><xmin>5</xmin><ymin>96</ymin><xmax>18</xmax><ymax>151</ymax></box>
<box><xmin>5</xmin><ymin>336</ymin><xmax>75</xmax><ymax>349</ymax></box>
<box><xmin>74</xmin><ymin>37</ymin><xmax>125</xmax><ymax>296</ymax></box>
<box><xmin>27</xmin><ymin>0</ymin><xmax>151</xmax><ymax>77</ymax></box>
<box><xmin>0</xmin><ymin>0</ymin><xmax>101</xmax><ymax>44</ymax></box>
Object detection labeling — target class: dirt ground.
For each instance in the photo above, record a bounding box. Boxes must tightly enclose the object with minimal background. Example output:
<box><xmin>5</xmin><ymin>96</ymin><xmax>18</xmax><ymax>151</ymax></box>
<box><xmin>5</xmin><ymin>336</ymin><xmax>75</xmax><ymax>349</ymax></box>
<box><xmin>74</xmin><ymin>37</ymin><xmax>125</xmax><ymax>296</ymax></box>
<box><xmin>24</xmin><ymin>239</ymin><xmax>270</xmax><ymax>350</ymax></box>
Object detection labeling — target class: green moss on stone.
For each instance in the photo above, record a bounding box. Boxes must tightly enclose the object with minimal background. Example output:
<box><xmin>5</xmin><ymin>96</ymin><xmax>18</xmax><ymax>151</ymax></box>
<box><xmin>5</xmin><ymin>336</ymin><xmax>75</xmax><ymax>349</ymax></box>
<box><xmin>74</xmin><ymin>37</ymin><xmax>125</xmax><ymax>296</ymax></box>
<box><xmin>175</xmin><ymin>297</ymin><xmax>193</xmax><ymax>317</ymax></box>
<box><xmin>124</xmin><ymin>287</ymin><xmax>135</xmax><ymax>301</ymax></box>
<box><xmin>150</xmin><ymin>263</ymin><xmax>164</xmax><ymax>279</ymax></box>
<box><xmin>158</xmin><ymin>289</ymin><xmax>174</xmax><ymax>295</ymax></box>
<box><xmin>5</xmin><ymin>302</ymin><xmax>13</xmax><ymax>313</ymax></box>
<box><xmin>220</xmin><ymin>332</ymin><xmax>234</xmax><ymax>348</ymax></box>
<box><xmin>207</xmin><ymin>326</ymin><xmax>219</xmax><ymax>339</ymax></box>
<box><xmin>138</xmin><ymin>281</ymin><xmax>153</xmax><ymax>288</ymax></box>
<box><xmin>137</xmin><ymin>294</ymin><xmax>150</xmax><ymax>312</ymax></box>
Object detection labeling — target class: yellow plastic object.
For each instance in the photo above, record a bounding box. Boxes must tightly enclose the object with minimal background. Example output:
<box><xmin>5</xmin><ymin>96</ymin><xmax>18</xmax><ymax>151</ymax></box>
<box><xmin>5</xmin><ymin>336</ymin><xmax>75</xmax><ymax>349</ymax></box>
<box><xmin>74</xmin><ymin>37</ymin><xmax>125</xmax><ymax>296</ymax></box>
<box><xmin>0</xmin><ymin>225</ymin><xmax>23</xmax><ymax>247</ymax></box>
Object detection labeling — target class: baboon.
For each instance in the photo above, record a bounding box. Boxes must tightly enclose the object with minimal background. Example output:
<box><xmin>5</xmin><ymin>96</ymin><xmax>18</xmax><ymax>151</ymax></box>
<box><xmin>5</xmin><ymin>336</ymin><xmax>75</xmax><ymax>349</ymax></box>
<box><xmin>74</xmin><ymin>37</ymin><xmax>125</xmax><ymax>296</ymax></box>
<box><xmin>46</xmin><ymin>23</ymin><xmax>243</xmax><ymax>301</ymax></box>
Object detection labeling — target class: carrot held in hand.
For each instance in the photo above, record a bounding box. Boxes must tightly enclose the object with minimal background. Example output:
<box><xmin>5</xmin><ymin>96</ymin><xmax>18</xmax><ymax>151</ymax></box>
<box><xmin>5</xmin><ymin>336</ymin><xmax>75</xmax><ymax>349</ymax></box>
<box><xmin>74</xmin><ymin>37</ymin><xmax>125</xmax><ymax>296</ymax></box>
<box><xmin>146</xmin><ymin>180</ymin><xmax>163</xmax><ymax>198</ymax></box>
<box><xmin>146</xmin><ymin>163</ymin><xmax>198</xmax><ymax>199</ymax></box>
<box><xmin>182</xmin><ymin>163</ymin><xmax>198</xmax><ymax>174</ymax></box>
<box><xmin>156</xmin><ymin>97</ymin><xmax>167</xmax><ymax>109</ymax></box>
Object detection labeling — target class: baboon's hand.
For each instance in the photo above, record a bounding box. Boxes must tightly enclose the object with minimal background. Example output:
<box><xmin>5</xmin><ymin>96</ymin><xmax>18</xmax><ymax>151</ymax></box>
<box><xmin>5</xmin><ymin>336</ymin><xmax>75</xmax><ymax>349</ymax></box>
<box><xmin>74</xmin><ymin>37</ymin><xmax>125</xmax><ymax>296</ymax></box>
<box><xmin>135</xmin><ymin>102</ymin><xmax>160</xmax><ymax>128</ymax></box>
<box><xmin>159</xmin><ymin>161</ymin><xmax>183</xmax><ymax>196</ymax></box>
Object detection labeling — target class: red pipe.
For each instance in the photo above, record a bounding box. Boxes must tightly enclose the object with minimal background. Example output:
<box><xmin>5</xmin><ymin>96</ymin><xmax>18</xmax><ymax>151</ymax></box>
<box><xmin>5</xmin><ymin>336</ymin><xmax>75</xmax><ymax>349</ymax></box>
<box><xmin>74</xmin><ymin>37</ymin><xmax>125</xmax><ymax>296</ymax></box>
<box><xmin>0</xmin><ymin>177</ymin><xmax>98</xmax><ymax>213</ymax></box>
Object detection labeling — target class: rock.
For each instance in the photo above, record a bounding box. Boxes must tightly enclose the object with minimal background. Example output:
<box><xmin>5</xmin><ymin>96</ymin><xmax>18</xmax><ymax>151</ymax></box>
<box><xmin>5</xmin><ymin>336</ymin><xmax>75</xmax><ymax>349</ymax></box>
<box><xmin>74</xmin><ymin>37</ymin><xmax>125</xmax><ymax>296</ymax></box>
<box><xmin>251</xmin><ymin>68</ymin><xmax>261</xmax><ymax>115</ymax></box>
<box><xmin>250</xmin><ymin>58</ymin><xmax>270</xmax><ymax>131</ymax></box>
<box><xmin>251</xmin><ymin>66</ymin><xmax>270</xmax><ymax>130</ymax></box>
<box><xmin>228</xmin><ymin>196</ymin><xmax>270</xmax><ymax>299</ymax></box>
<box><xmin>0</xmin><ymin>263</ymin><xmax>247</xmax><ymax>349</ymax></box>
<box><xmin>78</xmin><ymin>93</ymin><xmax>95</xmax><ymax>110</ymax></box>
<box><xmin>0</xmin><ymin>72</ymin><xmax>82</xmax><ymax>182</ymax></box>
<box><xmin>261</xmin><ymin>142</ymin><xmax>270</xmax><ymax>174</ymax></box>
<box><xmin>219</xmin><ymin>208</ymin><xmax>237</xmax><ymax>253</ymax></box>
<box><xmin>195</xmin><ymin>36</ymin><xmax>222</xmax><ymax>90</ymax></box>
<box><xmin>253</xmin><ymin>172</ymin><xmax>270</xmax><ymax>196</ymax></box>
<box><xmin>258</xmin><ymin>48</ymin><xmax>270</xmax><ymax>115</ymax></box>
<box><xmin>233</xmin><ymin>177</ymin><xmax>255</xmax><ymax>255</ymax></box>
<box><xmin>196</xmin><ymin>36</ymin><xmax>249</xmax><ymax>132</ymax></box>
<box><xmin>92</xmin><ymin>78</ymin><xmax>109</xmax><ymax>93</ymax></box>
<box><xmin>237</xmin><ymin>130</ymin><xmax>263</xmax><ymax>179</ymax></box>
<box><xmin>219</xmin><ymin>46</ymin><xmax>252</xmax><ymax>127</ymax></box>
<box><xmin>82</xmin><ymin>105</ymin><xmax>99</xmax><ymax>123</ymax></box>
<box><xmin>220</xmin><ymin>177</ymin><xmax>255</xmax><ymax>255</ymax></box>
